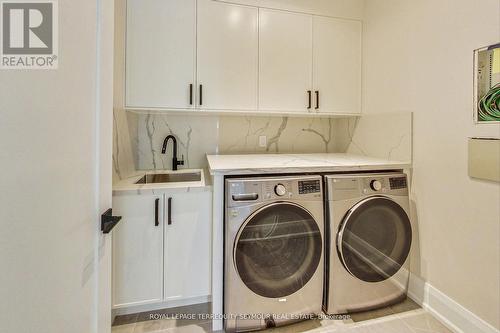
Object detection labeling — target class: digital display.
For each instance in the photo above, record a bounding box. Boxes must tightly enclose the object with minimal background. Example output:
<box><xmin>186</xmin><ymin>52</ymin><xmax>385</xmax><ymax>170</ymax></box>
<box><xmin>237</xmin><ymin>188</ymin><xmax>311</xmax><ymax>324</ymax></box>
<box><xmin>389</xmin><ymin>177</ymin><xmax>407</xmax><ymax>189</ymax></box>
<box><xmin>298</xmin><ymin>180</ymin><xmax>321</xmax><ymax>194</ymax></box>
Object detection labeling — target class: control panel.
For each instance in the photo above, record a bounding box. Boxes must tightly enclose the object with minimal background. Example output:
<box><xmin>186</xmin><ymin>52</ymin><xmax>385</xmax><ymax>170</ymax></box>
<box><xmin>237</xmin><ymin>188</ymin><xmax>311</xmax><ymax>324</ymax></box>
<box><xmin>327</xmin><ymin>173</ymin><xmax>408</xmax><ymax>201</ymax></box>
<box><xmin>226</xmin><ymin>176</ymin><xmax>323</xmax><ymax>207</ymax></box>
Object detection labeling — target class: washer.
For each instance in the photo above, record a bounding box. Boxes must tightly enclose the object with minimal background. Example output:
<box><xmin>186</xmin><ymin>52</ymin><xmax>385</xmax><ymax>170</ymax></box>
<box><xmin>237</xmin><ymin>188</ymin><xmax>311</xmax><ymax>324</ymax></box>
<box><xmin>225</xmin><ymin>175</ymin><xmax>324</xmax><ymax>332</ymax></box>
<box><xmin>324</xmin><ymin>172</ymin><xmax>412</xmax><ymax>314</ymax></box>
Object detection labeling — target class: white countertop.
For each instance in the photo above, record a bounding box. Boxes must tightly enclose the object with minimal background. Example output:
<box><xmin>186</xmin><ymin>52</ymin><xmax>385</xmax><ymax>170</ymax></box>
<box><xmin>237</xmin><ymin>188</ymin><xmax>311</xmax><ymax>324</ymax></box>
<box><xmin>113</xmin><ymin>169</ymin><xmax>211</xmax><ymax>195</ymax></box>
<box><xmin>207</xmin><ymin>153</ymin><xmax>411</xmax><ymax>175</ymax></box>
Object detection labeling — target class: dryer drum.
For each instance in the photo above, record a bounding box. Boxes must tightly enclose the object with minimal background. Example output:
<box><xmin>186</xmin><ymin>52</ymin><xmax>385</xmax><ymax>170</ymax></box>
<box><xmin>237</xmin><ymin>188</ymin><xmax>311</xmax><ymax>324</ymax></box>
<box><xmin>337</xmin><ymin>196</ymin><xmax>412</xmax><ymax>283</ymax></box>
<box><xmin>234</xmin><ymin>202</ymin><xmax>322</xmax><ymax>298</ymax></box>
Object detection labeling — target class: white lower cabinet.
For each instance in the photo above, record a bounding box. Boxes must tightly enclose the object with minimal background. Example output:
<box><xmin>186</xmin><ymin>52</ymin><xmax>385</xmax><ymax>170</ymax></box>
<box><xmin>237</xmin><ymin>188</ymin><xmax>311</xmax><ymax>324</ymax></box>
<box><xmin>112</xmin><ymin>194</ymin><xmax>164</xmax><ymax>307</ymax></box>
<box><xmin>112</xmin><ymin>190</ymin><xmax>212</xmax><ymax>309</ymax></box>
<box><xmin>164</xmin><ymin>192</ymin><xmax>212</xmax><ymax>301</ymax></box>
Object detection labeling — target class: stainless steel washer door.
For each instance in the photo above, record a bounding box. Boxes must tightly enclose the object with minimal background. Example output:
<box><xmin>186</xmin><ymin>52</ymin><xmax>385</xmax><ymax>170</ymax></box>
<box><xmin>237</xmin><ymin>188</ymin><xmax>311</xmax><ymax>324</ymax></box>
<box><xmin>337</xmin><ymin>196</ymin><xmax>412</xmax><ymax>283</ymax></box>
<box><xmin>234</xmin><ymin>202</ymin><xmax>322</xmax><ymax>298</ymax></box>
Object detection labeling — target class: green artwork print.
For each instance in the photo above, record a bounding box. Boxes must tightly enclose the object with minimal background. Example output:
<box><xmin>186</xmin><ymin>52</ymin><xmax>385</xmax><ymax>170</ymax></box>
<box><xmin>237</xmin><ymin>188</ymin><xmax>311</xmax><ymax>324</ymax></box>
<box><xmin>478</xmin><ymin>83</ymin><xmax>500</xmax><ymax>121</ymax></box>
<box><xmin>475</xmin><ymin>43</ymin><xmax>500</xmax><ymax>122</ymax></box>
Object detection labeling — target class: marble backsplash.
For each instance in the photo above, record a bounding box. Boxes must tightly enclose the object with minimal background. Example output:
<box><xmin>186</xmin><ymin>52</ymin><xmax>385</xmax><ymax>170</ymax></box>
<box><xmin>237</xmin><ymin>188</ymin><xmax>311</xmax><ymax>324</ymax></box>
<box><xmin>113</xmin><ymin>111</ymin><xmax>412</xmax><ymax>182</ymax></box>
<box><xmin>344</xmin><ymin>112</ymin><xmax>413</xmax><ymax>162</ymax></box>
<box><xmin>135</xmin><ymin>115</ymin><xmax>347</xmax><ymax>171</ymax></box>
<box><xmin>218</xmin><ymin>116</ymin><xmax>346</xmax><ymax>154</ymax></box>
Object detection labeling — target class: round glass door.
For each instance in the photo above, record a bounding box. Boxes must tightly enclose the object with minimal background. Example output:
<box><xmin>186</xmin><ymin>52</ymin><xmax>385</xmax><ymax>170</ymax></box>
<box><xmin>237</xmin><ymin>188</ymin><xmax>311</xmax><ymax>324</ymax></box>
<box><xmin>338</xmin><ymin>196</ymin><xmax>412</xmax><ymax>283</ymax></box>
<box><xmin>234</xmin><ymin>202</ymin><xmax>322</xmax><ymax>298</ymax></box>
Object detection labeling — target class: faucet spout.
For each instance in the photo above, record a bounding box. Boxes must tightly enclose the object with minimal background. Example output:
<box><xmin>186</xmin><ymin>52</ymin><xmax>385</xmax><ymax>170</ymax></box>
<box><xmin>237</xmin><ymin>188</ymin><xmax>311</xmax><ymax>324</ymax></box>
<box><xmin>161</xmin><ymin>135</ymin><xmax>184</xmax><ymax>171</ymax></box>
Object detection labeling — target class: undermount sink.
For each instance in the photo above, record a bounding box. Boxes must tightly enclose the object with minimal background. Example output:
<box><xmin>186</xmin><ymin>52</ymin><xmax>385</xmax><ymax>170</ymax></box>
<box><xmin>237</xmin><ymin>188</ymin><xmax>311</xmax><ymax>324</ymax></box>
<box><xmin>135</xmin><ymin>171</ymin><xmax>202</xmax><ymax>184</ymax></box>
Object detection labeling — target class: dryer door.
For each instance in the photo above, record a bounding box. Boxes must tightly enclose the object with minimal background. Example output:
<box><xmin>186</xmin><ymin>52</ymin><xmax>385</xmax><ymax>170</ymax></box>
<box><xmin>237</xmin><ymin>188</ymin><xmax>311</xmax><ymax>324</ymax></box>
<box><xmin>234</xmin><ymin>202</ymin><xmax>322</xmax><ymax>298</ymax></box>
<box><xmin>337</xmin><ymin>196</ymin><xmax>411</xmax><ymax>283</ymax></box>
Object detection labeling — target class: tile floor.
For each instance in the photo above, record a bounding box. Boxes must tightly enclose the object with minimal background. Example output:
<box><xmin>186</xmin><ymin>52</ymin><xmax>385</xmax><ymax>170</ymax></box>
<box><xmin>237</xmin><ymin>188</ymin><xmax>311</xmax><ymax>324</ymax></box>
<box><xmin>349</xmin><ymin>297</ymin><xmax>420</xmax><ymax>322</ymax></box>
<box><xmin>112</xmin><ymin>300</ymin><xmax>453</xmax><ymax>333</ymax></box>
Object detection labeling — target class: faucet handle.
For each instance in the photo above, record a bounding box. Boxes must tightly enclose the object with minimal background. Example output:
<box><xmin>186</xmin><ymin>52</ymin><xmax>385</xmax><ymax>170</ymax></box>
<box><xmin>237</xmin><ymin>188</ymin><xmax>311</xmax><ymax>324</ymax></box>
<box><xmin>179</xmin><ymin>155</ymin><xmax>185</xmax><ymax>166</ymax></box>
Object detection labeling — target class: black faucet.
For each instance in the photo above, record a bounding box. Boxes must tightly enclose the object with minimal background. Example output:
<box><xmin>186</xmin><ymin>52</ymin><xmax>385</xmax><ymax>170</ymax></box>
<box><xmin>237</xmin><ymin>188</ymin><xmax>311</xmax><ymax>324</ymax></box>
<box><xmin>161</xmin><ymin>135</ymin><xmax>184</xmax><ymax>171</ymax></box>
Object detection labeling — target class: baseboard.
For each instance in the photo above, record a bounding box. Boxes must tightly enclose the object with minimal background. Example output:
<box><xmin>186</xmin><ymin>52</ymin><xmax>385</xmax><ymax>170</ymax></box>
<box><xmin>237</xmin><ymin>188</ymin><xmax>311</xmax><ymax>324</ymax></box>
<box><xmin>112</xmin><ymin>295</ymin><xmax>211</xmax><ymax>316</ymax></box>
<box><xmin>424</xmin><ymin>284</ymin><xmax>499</xmax><ymax>333</ymax></box>
<box><xmin>406</xmin><ymin>274</ymin><xmax>499</xmax><ymax>333</ymax></box>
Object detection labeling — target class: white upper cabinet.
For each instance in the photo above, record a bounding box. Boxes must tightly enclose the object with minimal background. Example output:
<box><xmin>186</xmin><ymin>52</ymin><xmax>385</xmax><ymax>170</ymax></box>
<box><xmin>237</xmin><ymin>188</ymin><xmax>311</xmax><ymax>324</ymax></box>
<box><xmin>313</xmin><ymin>16</ymin><xmax>362</xmax><ymax>114</ymax></box>
<box><xmin>126</xmin><ymin>0</ymin><xmax>196</xmax><ymax>109</ymax></box>
<box><xmin>197</xmin><ymin>0</ymin><xmax>258</xmax><ymax>110</ymax></box>
<box><xmin>259</xmin><ymin>9</ymin><xmax>313</xmax><ymax>112</ymax></box>
<box><xmin>124</xmin><ymin>0</ymin><xmax>362</xmax><ymax>115</ymax></box>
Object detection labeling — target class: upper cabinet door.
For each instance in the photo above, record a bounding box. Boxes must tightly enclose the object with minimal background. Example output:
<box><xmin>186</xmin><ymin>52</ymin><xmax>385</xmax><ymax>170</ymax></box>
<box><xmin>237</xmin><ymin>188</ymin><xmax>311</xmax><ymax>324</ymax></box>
<box><xmin>197</xmin><ymin>0</ymin><xmax>258</xmax><ymax>110</ymax></box>
<box><xmin>259</xmin><ymin>9</ymin><xmax>313</xmax><ymax>112</ymax></box>
<box><xmin>126</xmin><ymin>0</ymin><xmax>196</xmax><ymax>109</ymax></box>
<box><xmin>313</xmin><ymin>16</ymin><xmax>362</xmax><ymax>114</ymax></box>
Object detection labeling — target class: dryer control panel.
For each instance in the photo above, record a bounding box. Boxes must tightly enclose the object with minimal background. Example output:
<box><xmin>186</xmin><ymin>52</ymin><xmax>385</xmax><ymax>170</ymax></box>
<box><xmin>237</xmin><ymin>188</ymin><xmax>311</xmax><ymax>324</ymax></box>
<box><xmin>326</xmin><ymin>173</ymin><xmax>408</xmax><ymax>201</ymax></box>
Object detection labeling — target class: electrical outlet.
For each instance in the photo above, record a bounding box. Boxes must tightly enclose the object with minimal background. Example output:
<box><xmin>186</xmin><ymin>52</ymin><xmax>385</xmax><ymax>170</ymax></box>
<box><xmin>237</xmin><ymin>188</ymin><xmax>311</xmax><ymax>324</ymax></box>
<box><xmin>259</xmin><ymin>136</ymin><xmax>267</xmax><ymax>147</ymax></box>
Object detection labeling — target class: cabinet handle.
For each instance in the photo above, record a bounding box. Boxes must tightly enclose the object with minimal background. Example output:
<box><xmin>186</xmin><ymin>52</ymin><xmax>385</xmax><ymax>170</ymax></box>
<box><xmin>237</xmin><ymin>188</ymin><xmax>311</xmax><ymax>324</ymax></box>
<box><xmin>315</xmin><ymin>91</ymin><xmax>320</xmax><ymax>110</ymax></box>
<box><xmin>154</xmin><ymin>198</ymin><xmax>159</xmax><ymax>227</ymax></box>
<box><xmin>199</xmin><ymin>84</ymin><xmax>203</xmax><ymax>106</ymax></box>
<box><xmin>189</xmin><ymin>84</ymin><xmax>193</xmax><ymax>105</ymax></box>
<box><xmin>307</xmin><ymin>90</ymin><xmax>312</xmax><ymax>109</ymax></box>
<box><xmin>167</xmin><ymin>197</ymin><xmax>172</xmax><ymax>225</ymax></box>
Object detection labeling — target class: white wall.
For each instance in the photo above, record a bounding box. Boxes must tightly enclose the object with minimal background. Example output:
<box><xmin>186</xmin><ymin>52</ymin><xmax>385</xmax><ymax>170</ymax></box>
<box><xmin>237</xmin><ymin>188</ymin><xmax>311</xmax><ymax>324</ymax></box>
<box><xmin>0</xmin><ymin>1</ymin><xmax>113</xmax><ymax>333</ymax></box>
<box><xmin>363</xmin><ymin>0</ymin><xmax>500</xmax><ymax>329</ymax></box>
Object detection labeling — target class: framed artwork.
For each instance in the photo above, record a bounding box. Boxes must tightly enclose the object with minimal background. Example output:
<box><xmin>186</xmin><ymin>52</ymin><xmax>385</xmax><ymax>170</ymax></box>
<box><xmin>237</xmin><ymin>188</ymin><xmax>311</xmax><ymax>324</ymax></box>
<box><xmin>473</xmin><ymin>43</ymin><xmax>500</xmax><ymax>123</ymax></box>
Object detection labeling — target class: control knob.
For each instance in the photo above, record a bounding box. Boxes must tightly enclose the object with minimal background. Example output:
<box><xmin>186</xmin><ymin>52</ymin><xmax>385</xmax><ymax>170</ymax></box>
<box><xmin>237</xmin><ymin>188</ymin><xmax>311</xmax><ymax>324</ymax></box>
<box><xmin>370</xmin><ymin>180</ymin><xmax>382</xmax><ymax>191</ymax></box>
<box><xmin>274</xmin><ymin>184</ymin><xmax>287</xmax><ymax>196</ymax></box>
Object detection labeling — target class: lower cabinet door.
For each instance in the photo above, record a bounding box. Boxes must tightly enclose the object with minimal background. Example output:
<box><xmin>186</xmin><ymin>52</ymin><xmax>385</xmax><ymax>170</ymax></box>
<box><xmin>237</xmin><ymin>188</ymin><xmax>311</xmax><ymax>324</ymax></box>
<box><xmin>112</xmin><ymin>194</ymin><xmax>164</xmax><ymax>308</ymax></box>
<box><xmin>164</xmin><ymin>191</ymin><xmax>212</xmax><ymax>301</ymax></box>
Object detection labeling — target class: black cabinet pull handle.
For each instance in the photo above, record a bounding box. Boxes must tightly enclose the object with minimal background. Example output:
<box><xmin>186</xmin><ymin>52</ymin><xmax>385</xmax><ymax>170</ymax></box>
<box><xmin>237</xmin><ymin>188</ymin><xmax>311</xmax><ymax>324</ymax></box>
<box><xmin>315</xmin><ymin>91</ymin><xmax>320</xmax><ymax>109</ymax></box>
<box><xmin>199</xmin><ymin>84</ymin><xmax>203</xmax><ymax>106</ymax></box>
<box><xmin>189</xmin><ymin>84</ymin><xmax>193</xmax><ymax>105</ymax></box>
<box><xmin>307</xmin><ymin>90</ymin><xmax>312</xmax><ymax>109</ymax></box>
<box><xmin>154</xmin><ymin>198</ymin><xmax>159</xmax><ymax>226</ymax></box>
<box><xmin>167</xmin><ymin>197</ymin><xmax>172</xmax><ymax>225</ymax></box>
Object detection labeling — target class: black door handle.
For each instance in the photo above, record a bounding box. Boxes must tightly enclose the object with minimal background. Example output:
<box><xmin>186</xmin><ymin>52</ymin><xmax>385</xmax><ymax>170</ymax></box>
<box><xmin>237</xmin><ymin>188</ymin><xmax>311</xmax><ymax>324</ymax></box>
<box><xmin>167</xmin><ymin>197</ymin><xmax>172</xmax><ymax>225</ymax></box>
<box><xmin>315</xmin><ymin>91</ymin><xmax>320</xmax><ymax>109</ymax></box>
<box><xmin>307</xmin><ymin>90</ymin><xmax>312</xmax><ymax>109</ymax></box>
<box><xmin>189</xmin><ymin>84</ymin><xmax>193</xmax><ymax>105</ymax></box>
<box><xmin>154</xmin><ymin>198</ymin><xmax>159</xmax><ymax>226</ymax></box>
<box><xmin>199</xmin><ymin>84</ymin><xmax>203</xmax><ymax>106</ymax></box>
<box><xmin>101</xmin><ymin>208</ymin><xmax>122</xmax><ymax>234</ymax></box>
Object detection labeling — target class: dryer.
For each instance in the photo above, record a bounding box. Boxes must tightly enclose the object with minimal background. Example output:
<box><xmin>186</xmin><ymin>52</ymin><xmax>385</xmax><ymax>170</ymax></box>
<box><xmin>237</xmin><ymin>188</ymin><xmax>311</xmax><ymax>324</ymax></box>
<box><xmin>225</xmin><ymin>175</ymin><xmax>324</xmax><ymax>332</ymax></box>
<box><xmin>324</xmin><ymin>173</ymin><xmax>412</xmax><ymax>314</ymax></box>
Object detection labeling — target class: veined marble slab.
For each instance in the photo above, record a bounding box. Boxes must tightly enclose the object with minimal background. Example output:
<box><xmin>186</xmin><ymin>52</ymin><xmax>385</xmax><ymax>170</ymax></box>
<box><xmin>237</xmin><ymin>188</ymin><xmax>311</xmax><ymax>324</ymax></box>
<box><xmin>207</xmin><ymin>153</ymin><xmax>411</xmax><ymax>175</ymax></box>
<box><xmin>114</xmin><ymin>112</ymin><xmax>412</xmax><ymax>183</ymax></box>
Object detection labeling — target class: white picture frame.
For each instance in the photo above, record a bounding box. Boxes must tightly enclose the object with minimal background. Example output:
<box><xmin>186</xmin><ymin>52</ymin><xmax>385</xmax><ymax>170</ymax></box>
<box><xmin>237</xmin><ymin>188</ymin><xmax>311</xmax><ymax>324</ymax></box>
<box><xmin>473</xmin><ymin>43</ymin><xmax>500</xmax><ymax>124</ymax></box>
